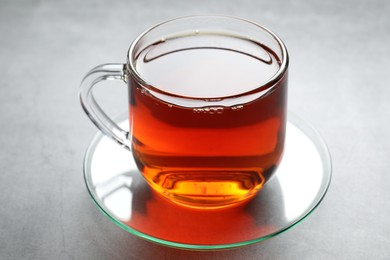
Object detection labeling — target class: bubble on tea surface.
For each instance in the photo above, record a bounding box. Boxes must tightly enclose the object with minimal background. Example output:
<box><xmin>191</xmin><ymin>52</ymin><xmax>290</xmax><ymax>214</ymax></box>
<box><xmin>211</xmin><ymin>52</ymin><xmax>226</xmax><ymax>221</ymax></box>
<box><xmin>231</xmin><ymin>105</ymin><xmax>244</xmax><ymax>111</ymax></box>
<box><xmin>193</xmin><ymin>107</ymin><xmax>224</xmax><ymax>114</ymax></box>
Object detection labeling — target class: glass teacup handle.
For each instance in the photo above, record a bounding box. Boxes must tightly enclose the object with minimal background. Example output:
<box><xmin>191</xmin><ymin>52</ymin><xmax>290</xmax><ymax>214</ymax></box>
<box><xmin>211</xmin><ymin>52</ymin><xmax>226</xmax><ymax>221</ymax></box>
<box><xmin>80</xmin><ymin>63</ymin><xmax>131</xmax><ymax>150</ymax></box>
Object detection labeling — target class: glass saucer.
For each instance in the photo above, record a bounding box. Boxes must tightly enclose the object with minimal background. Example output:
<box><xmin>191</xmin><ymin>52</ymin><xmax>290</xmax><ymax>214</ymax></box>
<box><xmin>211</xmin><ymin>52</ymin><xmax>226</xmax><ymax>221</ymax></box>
<box><xmin>83</xmin><ymin>113</ymin><xmax>331</xmax><ymax>250</ymax></box>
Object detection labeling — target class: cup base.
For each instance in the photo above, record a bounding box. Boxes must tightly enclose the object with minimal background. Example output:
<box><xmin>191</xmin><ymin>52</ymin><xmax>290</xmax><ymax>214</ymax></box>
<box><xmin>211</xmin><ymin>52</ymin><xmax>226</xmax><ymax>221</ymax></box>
<box><xmin>144</xmin><ymin>169</ymin><xmax>265</xmax><ymax>209</ymax></box>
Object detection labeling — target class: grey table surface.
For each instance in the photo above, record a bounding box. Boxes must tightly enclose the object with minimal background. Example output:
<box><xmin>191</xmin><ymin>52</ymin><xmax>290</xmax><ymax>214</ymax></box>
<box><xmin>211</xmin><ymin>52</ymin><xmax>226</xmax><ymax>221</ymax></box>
<box><xmin>1</xmin><ymin>0</ymin><xmax>389</xmax><ymax>259</ymax></box>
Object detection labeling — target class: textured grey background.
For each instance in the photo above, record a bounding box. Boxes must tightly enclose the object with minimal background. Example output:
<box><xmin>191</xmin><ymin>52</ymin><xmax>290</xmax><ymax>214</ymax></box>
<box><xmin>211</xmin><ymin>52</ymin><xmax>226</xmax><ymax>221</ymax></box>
<box><xmin>1</xmin><ymin>0</ymin><xmax>389</xmax><ymax>259</ymax></box>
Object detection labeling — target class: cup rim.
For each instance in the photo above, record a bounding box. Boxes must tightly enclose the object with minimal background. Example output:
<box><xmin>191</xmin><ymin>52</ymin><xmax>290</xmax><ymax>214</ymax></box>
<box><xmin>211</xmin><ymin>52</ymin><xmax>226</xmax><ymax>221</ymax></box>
<box><xmin>126</xmin><ymin>14</ymin><xmax>289</xmax><ymax>100</ymax></box>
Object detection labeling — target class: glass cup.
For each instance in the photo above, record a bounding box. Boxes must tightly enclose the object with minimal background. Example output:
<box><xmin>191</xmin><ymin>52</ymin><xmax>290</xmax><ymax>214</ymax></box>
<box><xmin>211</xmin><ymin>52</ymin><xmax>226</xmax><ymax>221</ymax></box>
<box><xmin>80</xmin><ymin>15</ymin><xmax>289</xmax><ymax>209</ymax></box>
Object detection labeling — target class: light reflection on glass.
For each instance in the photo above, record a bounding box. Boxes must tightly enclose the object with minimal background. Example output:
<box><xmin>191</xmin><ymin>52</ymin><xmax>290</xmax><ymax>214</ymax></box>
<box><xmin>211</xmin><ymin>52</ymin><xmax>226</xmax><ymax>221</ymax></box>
<box><xmin>91</xmin><ymin>131</ymin><xmax>136</xmax><ymax>221</ymax></box>
<box><xmin>278</xmin><ymin>123</ymin><xmax>323</xmax><ymax>221</ymax></box>
<box><xmin>95</xmin><ymin>175</ymin><xmax>133</xmax><ymax>221</ymax></box>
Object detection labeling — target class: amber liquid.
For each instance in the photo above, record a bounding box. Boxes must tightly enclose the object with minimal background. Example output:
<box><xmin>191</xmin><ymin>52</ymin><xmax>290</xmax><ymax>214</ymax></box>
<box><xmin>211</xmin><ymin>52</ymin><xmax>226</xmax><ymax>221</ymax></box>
<box><xmin>129</xmin><ymin>34</ymin><xmax>287</xmax><ymax>208</ymax></box>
